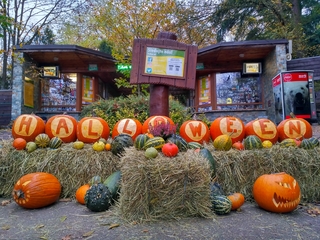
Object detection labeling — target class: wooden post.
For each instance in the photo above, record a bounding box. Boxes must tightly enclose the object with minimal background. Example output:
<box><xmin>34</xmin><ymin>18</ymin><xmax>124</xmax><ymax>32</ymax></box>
<box><xmin>149</xmin><ymin>32</ymin><xmax>177</xmax><ymax>116</ymax></box>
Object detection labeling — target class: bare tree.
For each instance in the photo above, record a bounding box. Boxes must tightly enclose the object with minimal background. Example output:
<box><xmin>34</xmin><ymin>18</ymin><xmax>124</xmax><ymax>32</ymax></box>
<box><xmin>0</xmin><ymin>0</ymin><xmax>88</xmax><ymax>89</ymax></box>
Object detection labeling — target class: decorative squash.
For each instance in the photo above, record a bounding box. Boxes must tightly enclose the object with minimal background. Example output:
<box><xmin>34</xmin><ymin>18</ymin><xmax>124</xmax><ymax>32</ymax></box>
<box><xmin>75</xmin><ymin>184</ymin><xmax>90</xmax><ymax>205</ymax></box>
<box><xmin>77</xmin><ymin>117</ymin><xmax>110</xmax><ymax>143</ymax></box>
<box><xmin>243</xmin><ymin>135</ymin><xmax>263</xmax><ymax>150</ymax></box>
<box><xmin>92</xmin><ymin>141</ymin><xmax>105</xmax><ymax>151</ymax></box>
<box><xmin>103</xmin><ymin>171</ymin><xmax>122</xmax><ymax>200</ymax></box>
<box><xmin>299</xmin><ymin>138</ymin><xmax>316</xmax><ymax>149</ymax></box>
<box><xmin>211</xmin><ymin>195</ymin><xmax>232</xmax><ymax>215</ymax></box>
<box><xmin>45</xmin><ymin>114</ymin><xmax>78</xmax><ymax>143</ymax></box>
<box><xmin>73</xmin><ymin>140</ymin><xmax>85</xmax><ymax>150</ymax></box>
<box><xmin>166</xmin><ymin>134</ymin><xmax>188</xmax><ymax>151</ymax></box>
<box><xmin>209</xmin><ymin>182</ymin><xmax>225</xmax><ymax>197</ymax></box>
<box><xmin>35</xmin><ymin>133</ymin><xmax>51</xmax><ymax>148</ymax></box>
<box><xmin>105</xmin><ymin>143</ymin><xmax>111</xmax><ymax>151</ymax></box>
<box><xmin>308</xmin><ymin>137</ymin><xmax>320</xmax><ymax>148</ymax></box>
<box><xmin>179</xmin><ymin>120</ymin><xmax>210</xmax><ymax>144</ymax></box>
<box><xmin>253</xmin><ymin>172</ymin><xmax>301</xmax><ymax>213</ymax></box>
<box><xmin>232</xmin><ymin>141</ymin><xmax>244</xmax><ymax>150</ymax></box>
<box><xmin>213</xmin><ymin>134</ymin><xmax>232</xmax><ymax>151</ymax></box>
<box><xmin>112</xmin><ymin>118</ymin><xmax>142</xmax><ymax>141</ymax></box>
<box><xmin>84</xmin><ymin>183</ymin><xmax>112</xmax><ymax>212</ymax></box>
<box><xmin>197</xmin><ymin>148</ymin><xmax>217</xmax><ymax>179</ymax></box>
<box><xmin>12</xmin><ymin>172</ymin><xmax>61</xmax><ymax>209</ymax></box>
<box><xmin>134</xmin><ymin>134</ymin><xmax>150</xmax><ymax>150</ymax></box>
<box><xmin>12</xmin><ymin>114</ymin><xmax>45</xmax><ymax>142</ymax></box>
<box><xmin>227</xmin><ymin>193</ymin><xmax>245</xmax><ymax>210</ymax></box>
<box><xmin>26</xmin><ymin>142</ymin><xmax>37</xmax><ymax>153</ymax></box>
<box><xmin>188</xmin><ymin>141</ymin><xmax>203</xmax><ymax>149</ymax></box>
<box><xmin>162</xmin><ymin>142</ymin><xmax>179</xmax><ymax>157</ymax></box>
<box><xmin>143</xmin><ymin>136</ymin><xmax>165</xmax><ymax>150</ymax></box>
<box><xmin>245</xmin><ymin>118</ymin><xmax>278</xmax><ymax>144</ymax></box>
<box><xmin>111</xmin><ymin>133</ymin><xmax>134</xmax><ymax>156</ymax></box>
<box><xmin>12</xmin><ymin>138</ymin><xmax>27</xmax><ymax>150</ymax></box>
<box><xmin>210</xmin><ymin>116</ymin><xmax>245</xmax><ymax>144</ymax></box>
<box><xmin>262</xmin><ymin>140</ymin><xmax>273</xmax><ymax>148</ymax></box>
<box><xmin>145</xmin><ymin>147</ymin><xmax>158</xmax><ymax>158</ymax></box>
<box><xmin>277</xmin><ymin>116</ymin><xmax>312</xmax><ymax>142</ymax></box>
<box><xmin>279</xmin><ymin>138</ymin><xmax>297</xmax><ymax>148</ymax></box>
<box><xmin>49</xmin><ymin>137</ymin><xmax>63</xmax><ymax>149</ymax></box>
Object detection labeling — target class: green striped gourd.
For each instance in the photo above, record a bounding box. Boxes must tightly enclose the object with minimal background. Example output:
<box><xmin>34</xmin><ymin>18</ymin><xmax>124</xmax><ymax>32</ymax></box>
<box><xmin>166</xmin><ymin>134</ymin><xmax>188</xmax><ymax>151</ymax></box>
<box><xmin>188</xmin><ymin>141</ymin><xmax>203</xmax><ymax>149</ymax></box>
<box><xmin>211</xmin><ymin>195</ymin><xmax>232</xmax><ymax>215</ymax></box>
<box><xmin>35</xmin><ymin>133</ymin><xmax>51</xmax><ymax>148</ymax></box>
<box><xmin>213</xmin><ymin>134</ymin><xmax>232</xmax><ymax>151</ymax></box>
<box><xmin>143</xmin><ymin>137</ymin><xmax>165</xmax><ymax>150</ymax></box>
<box><xmin>111</xmin><ymin>133</ymin><xmax>134</xmax><ymax>156</ymax></box>
<box><xmin>279</xmin><ymin>138</ymin><xmax>297</xmax><ymax>148</ymax></box>
<box><xmin>198</xmin><ymin>148</ymin><xmax>216</xmax><ymax>179</ymax></box>
<box><xmin>244</xmin><ymin>135</ymin><xmax>262</xmax><ymax>150</ymax></box>
<box><xmin>300</xmin><ymin>138</ymin><xmax>316</xmax><ymax>149</ymax></box>
<box><xmin>308</xmin><ymin>137</ymin><xmax>319</xmax><ymax>147</ymax></box>
<box><xmin>134</xmin><ymin>134</ymin><xmax>150</xmax><ymax>150</ymax></box>
<box><xmin>49</xmin><ymin>137</ymin><xmax>63</xmax><ymax>149</ymax></box>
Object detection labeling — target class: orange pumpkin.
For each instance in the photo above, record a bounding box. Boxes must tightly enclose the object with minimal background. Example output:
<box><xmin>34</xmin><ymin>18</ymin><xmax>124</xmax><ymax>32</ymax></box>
<box><xmin>45</xmin><ymin>115</ymin><xmax>78</xmax><ymax>143</ymax></box>
<box><xmin>75</xmin><ymin>184</ymin><xmax>90</xmax><ymax>205</ymax></box>
<box><xmin>105</xmin><ymin>143</ymin><xmax>111</xmax><ymax>151</ymax></box>
<box><xmin>277</xmin><ymin>117</ymin><xmax>312</xmax><ymax>142</ymax></box>
<box><xmin>232</xmin><ymin>141</ymin><xmax>244</xmax><ymax>150</ymax></box>
<box><xmin>253</xmin><ymin>172</ymin><xmax>301</xmax><ymax>213</ymax></box>
<box><xmin>12</xmin><ymin>172</ymin><xmax>61</xmax><ymax>209</ymax></box>
<box><xmin>142</xmin><ymin>116</ymin><xmax>175</xmax><ymax>134</ymax></box>
<box><xmin>12</xmin><ymin>138</ymin><xmax>27</xmax><ymax>150</ymax></box>
<box><xmin>76</xmin><ymin>117</ymin><xmax>110</xmax><ymax>143</ymax></box>
<box><xmin>210</xmin><ymin>116</ymin><xmax>245</xmax><ymax>144</ymax></box>
<box><xmin>179</xmin><ymin>120</ymin><xmax>210</xmax><ymax>144</ymax></box>
<box><xmin>12</xmin><ymin>114</ymin><xmax>45</xmax><ymax>142</ymax></box>
<box><xmin>245</xmin><ymin>118</ymin><xmax>278</xmax><ymax>144</ymax></box>
<box><xmin>112</xmin><ymin>118</ymin><xmax>142</xmax><ymax>140</ymax></box>
<box><xmin>227</xmin><ymin>193</ymin><xmax>245</xmax><ymax>210</ymax></box>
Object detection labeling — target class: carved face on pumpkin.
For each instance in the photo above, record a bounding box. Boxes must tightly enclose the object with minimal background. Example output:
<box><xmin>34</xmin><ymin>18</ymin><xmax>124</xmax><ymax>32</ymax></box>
<box><xmin>253</xmin><ymin>172</ymin><xmax>301</xmax><ymax>213</ymax></box>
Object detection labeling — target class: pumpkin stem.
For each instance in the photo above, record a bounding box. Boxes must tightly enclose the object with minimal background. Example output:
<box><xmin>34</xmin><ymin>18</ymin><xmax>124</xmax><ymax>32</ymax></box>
<box><xmin>13</xmin><ymin>190</ymin><xmax>25</xmax><ymax>199</ymax></box>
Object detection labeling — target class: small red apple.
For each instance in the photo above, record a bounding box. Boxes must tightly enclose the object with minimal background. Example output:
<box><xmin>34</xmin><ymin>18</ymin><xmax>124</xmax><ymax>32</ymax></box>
<box><xmin>162</xmin><ymin>142</ymin><xmax>179</xmax><ymax>157</ymax></box>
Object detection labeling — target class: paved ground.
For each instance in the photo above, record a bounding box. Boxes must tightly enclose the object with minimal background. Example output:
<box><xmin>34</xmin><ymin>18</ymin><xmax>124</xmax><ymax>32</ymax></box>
<box><xmin>0</xmin><ymin>198</ymin><xmax>320</xmax><ymax>240</ymax></box>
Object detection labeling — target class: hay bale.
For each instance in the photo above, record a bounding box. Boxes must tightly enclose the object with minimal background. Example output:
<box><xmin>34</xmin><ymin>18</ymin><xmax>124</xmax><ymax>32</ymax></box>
<box><xmin>210</xmin><ymin>145</ymin><xmax>320</xmax><ymax>203</ymax></box>
<box><xmin>118</xmin><ymin>148</ymin><xmax>213</xmax><ymax>222</ymax></box>
<box><xmin>0</xmin><ymin>140</ymin><xmax>120</xmax><ymax>198</ymax></box>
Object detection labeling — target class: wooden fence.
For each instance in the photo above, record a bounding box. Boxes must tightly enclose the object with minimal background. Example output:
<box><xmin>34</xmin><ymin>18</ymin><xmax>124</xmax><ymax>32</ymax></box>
<box><xmin>0</xmin><ymin>90</ymin><xmax>12</xmax><ymax>127</ymax></box>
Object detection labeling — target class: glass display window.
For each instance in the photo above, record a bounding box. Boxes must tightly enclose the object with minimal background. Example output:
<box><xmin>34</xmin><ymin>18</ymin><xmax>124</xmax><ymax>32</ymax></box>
<box><xmin>41</xmin><ymin>73</ymin><xmax>77</xmax><ymax>111</ymax></box>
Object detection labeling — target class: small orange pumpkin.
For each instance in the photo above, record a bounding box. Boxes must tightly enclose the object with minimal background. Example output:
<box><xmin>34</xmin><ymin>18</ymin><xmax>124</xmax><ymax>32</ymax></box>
<box><xmin>232</xmin><ymin>141</ymin><xmax>244</xmax><ymax>150</ymax></box>
<box><xmin>12</xmin><ymin>172</ymin><xmax>61</xmax><ymax>209</ymax></box>
<box><xmin>105</xmin><ymin>143</ymin><xmax>111</xmax><ymax>151</ymax></box>
<box><xmin>45</xmin><ymin>114</ymin><xmax>78</xmax><ymax>143</ymax></box>
<box><xmin>253</xmin><ymin>172</ymin><xmax>301</xmax><ymax>213</ymax></box>
<box><xmin>12</xmin><ymin>138</ymin><xmax>27</xmax><ymax>150</ymax></box>
<box><xmin>227</xmin><ymin>193</ymin><xmax>245</xmax><ymax>210</ymax></box>
<box><xmin>12</xmin><ymin>114</ymin><xmax>45</xmax><ymax>142</ymax></box>
<box><xmin>179</xmin><ymin>120</ymin><xmax>210</xmax><ymax>144</ymax></box>
<box><xmin>75</xmin><ymin>184</ymin><xmax>90</xmax><ymax>205</ymax></box>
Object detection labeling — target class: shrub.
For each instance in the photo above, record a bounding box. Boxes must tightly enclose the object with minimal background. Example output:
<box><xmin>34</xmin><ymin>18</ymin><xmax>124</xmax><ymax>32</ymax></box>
<box><xmin>80</xmin><ymin>94</ymin><xmax>193</xmax><ymax>132</ymax></box>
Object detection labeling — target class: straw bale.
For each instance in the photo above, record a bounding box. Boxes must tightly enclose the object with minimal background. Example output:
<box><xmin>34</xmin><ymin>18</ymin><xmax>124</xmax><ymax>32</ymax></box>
<box><xmin>118</xmin><ymin>148</ymin><xmax>213</xmax><ymax>222</ymax></box>
<box><xmin>0</xmin><ymin>140</ymin><xmax>120</xmax><ymax>198</ymax></box>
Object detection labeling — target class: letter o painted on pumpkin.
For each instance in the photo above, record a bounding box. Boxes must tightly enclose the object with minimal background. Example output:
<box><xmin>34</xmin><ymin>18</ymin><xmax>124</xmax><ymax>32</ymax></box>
<box><xmin>179</xmin><ymin>120</ymin><xmax>210</xmax><ymax>143</ymax></box>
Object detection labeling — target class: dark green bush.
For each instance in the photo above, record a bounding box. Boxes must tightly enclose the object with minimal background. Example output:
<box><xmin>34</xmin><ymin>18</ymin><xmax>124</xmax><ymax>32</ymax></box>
<box><xmin>80</xmin><ymin>94</ymin><xmax>193</xmax><ymax>132</ymax></box>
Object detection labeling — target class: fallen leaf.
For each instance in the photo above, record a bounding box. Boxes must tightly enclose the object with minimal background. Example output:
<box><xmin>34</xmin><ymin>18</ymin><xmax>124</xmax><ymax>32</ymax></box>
<box><xmin>83</xmin><ymin>230</ymin><xmax>94</xmax><ymax>237</ymax></box>
<box><xmin>108</xmin><ymin>223</ymin><xmax>120</xmax><ymax>229</ymax></box>
<box><xmin>142</xmin><ymin>229</ymin><xmax>149</xmax><ymax>233</ymax></box>
<box><xmin>2</xmin><ymin>225</ymin><xmax>10</xmax><ymax>230</ymax></box>
<box><xmin>61</xmin><ymin>235</ymin><xmax>72</xmax><ymax>240</ymax></box>
<box><xmin>60</xmin><ymin>216</ymin><xmax>67</xmax><ymax>222</ymax></box>
<box><xmin>1</xmin><ymin>200</ymin><xmax>11</xmax><ymax>206</ymax></box>
<box><xmin>36</xmin><ymin>224</ymin><xmax>45</xmax><ymax>229</ymax></box>
<box><xmin>59</xmin><ymin>198</ymin><xmax>72</xmax><ymax>202</ymax></box>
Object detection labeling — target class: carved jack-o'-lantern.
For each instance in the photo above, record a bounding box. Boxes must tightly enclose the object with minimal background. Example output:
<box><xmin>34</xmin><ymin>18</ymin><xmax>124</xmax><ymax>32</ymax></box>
<box><xmin>142</xmin><ymin>116</ymin><xmax>175</xmax><ymax>134</ymax></box>
<box><xmin>253</xmin><ymin>172</ymin><xmax>301</xmax><ymax>213</ymax></box>
<box><xmin>45</xmin><ymin>115</ymin><xmax>78</xmax><ymax>143</ymax></box>
<box><xmin>112</xmin><ymin>118</ymin><xmax>142</xmax><ymax>140</ymax></box>
<box><xmin>210</xmin><ymin>116</ymin><xmax>245</xmax><ymax>144</ymax></box>
<box><xmin>179</xmin><ymin>120</ymin><xmax>210</xmax><ymax>143</ymax></box>
<box><xmin>245</xmin><ymin>118</ymin><xmax>278</xmax><ymax>144</ymax></box>
<box><xmin>77</xmin><ymin>117</ymin><xmax>110</xmax><ymax>143</ymax></box>
<box><xmin>12</xmin><ymin>114</ymin><xmax>45</xmax><ymax>142</ymax></box>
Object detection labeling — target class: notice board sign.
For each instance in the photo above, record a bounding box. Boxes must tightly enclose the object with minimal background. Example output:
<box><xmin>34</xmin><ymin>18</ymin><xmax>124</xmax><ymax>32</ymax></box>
<box><xmin>130</xmin><ymin>38</ymin><xmax>198</xmax><ymax>89</ymax></box>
